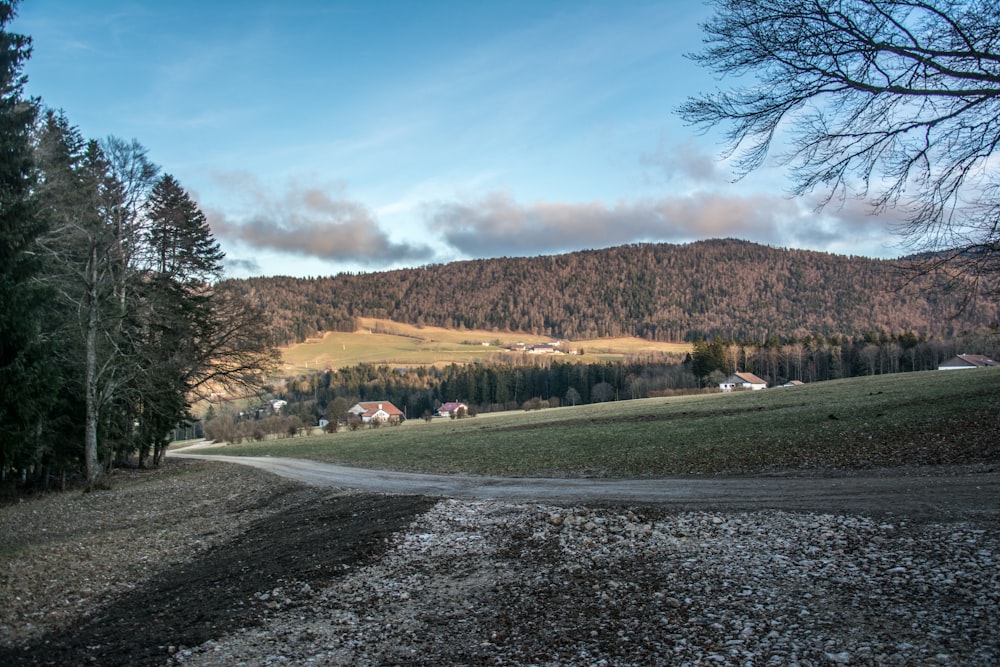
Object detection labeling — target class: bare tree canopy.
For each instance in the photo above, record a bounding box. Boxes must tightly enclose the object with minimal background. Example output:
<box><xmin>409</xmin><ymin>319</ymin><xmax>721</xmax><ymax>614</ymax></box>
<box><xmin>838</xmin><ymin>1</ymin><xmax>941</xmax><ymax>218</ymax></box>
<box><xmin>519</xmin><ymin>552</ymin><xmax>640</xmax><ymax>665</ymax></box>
<box><xmin>680</xmin><ymin>0</ymin><xmax>1000</xmax><ymax>294</ymax></box>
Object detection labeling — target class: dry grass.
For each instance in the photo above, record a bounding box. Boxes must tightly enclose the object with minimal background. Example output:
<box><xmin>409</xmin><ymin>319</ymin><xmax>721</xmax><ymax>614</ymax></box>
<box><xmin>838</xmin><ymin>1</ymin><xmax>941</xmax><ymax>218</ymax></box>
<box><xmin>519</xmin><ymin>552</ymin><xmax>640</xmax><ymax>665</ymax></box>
<box><xmin>281</xmin><ymin>318</ymin><xmax>692</xmax><ymax>371</ymax></box>
<box><xmin>572</xmin><ymin>336</ymin><xmax>691</xmax><ymax>357</ymax></box>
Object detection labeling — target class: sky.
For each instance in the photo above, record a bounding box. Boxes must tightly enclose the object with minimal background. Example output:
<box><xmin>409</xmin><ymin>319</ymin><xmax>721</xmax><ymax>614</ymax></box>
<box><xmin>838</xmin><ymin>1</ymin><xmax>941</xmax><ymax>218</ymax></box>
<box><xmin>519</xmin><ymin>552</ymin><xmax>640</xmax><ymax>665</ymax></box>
<box><xmin>12</xmin><ymin>0</ymin><xmax>905</xmax><ymax>279</ymax></box>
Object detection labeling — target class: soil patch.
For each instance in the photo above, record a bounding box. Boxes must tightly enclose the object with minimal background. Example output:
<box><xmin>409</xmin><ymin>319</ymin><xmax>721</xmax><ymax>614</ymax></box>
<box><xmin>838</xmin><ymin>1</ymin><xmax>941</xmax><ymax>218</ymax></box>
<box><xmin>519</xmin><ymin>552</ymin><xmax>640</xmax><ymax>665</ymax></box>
<box><xmin>0</xmin><ymin>480</ymin><xmax>433</xmax><ymax>667</ymax></box>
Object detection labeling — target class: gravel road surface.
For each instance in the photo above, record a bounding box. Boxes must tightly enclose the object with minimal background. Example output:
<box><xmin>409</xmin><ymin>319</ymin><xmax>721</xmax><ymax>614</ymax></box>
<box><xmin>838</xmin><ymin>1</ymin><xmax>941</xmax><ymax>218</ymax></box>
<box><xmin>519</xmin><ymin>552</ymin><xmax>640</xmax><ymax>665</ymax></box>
<box><xmin>3</xmin><ymin>455</ymin><xmax>996</xmax><ymax>666</ymax></box>
<box><xmin>172</xmin><ymin>452</ymin><xmax>999</xmax><ymax>521</ymax></box>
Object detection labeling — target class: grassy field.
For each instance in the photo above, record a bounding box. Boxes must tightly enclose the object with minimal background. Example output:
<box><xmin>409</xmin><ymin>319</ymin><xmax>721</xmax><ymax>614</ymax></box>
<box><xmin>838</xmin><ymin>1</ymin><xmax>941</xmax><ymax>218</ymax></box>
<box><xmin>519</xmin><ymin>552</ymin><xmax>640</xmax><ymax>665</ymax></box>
<box><xmin>281</xmin><ymin>318</ymin><xmax>691</xmax><ymax>371</ymax></box>
<box><xmin>192</xmin><ymin>368</ymin><xmax>1000</xmax><ymax>477</ymax></box>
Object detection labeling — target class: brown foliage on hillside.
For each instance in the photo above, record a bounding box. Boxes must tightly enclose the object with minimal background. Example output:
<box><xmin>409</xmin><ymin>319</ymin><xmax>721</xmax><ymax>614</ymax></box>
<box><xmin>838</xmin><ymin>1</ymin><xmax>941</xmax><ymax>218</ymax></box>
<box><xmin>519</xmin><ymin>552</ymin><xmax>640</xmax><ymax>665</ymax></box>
<box><xmin>228</xmin><ymin>239</ymin><xmax>998</xmax><ymax>346</ymax></box>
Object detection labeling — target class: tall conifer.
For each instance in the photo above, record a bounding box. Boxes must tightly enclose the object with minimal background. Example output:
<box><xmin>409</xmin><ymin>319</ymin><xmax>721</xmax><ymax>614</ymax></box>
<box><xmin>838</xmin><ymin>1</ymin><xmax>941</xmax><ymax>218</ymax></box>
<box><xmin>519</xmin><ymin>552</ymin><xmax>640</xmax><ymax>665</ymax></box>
<box><xmin>0</xmin><ymin>1</ymin><xmax>49</xmax><ymax>481</ymax></box>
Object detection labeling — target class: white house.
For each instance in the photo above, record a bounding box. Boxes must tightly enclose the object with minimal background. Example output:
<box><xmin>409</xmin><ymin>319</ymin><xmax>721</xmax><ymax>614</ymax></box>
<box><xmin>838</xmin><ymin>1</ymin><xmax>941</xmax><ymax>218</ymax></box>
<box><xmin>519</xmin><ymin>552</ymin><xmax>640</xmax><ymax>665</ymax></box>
<box><xmin>435</xmin><ymin>401</ymin><xmax>468</xmax><ymax>418</ymax></box>
<box><xmin>938</xmin><ymin>354</ymin><xmax>999</xmax><ymax>370</ymax></box>
<box><xmin>720</xmin><ymin>372</ymin><xmax>768</xmax><ymax>392</ymax></box>
<box><xmin>348</xmin><ymin>401</ymin><xmax>404</xmax><ymax>424</ymax></box>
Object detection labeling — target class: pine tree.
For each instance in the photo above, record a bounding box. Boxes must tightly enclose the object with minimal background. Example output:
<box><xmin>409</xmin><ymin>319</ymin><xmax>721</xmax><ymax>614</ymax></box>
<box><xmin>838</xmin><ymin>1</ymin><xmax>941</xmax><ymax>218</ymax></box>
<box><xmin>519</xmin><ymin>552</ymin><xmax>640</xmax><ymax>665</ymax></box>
<box><xmin>146</xmin><ymin>174</ymin><xmax>224</xmax><ymax>280</ymax></box>
<box><xmin>139</xmin><ymin>174</ymin><xmax>276</xmax><ymax>462</ymax></box>
<box><xmin>33</xmin><ymin>115</ymin><xmax>124</xmax><ymax>488</ymax></box>
<box><xmin>0</xmin><ymin>1</ymin><xmax>50</xmax><ymax>483</ymax></box>
<box><xmin>136</xmin><ymin>174</ymin><xmax>224</xmax><ymax>465</ymax></box>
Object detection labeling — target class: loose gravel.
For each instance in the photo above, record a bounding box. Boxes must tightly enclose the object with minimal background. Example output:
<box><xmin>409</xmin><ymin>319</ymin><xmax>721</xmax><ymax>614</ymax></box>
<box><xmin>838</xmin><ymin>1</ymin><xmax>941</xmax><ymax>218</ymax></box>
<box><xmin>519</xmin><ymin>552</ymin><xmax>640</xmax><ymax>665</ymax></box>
<box><xmin>180</xmin><ymin>499</ymin><xmax>999</xmax><ymax>667</ymax></box>
<box><xmin>2</xmin><ymin>461</ymin><xmax>998</xmax><ymax>666</ymax></box>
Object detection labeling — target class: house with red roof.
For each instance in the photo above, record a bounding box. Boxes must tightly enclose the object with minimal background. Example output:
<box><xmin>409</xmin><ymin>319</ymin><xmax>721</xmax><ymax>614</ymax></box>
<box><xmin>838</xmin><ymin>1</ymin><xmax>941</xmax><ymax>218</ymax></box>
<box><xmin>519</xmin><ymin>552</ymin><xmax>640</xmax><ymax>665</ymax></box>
<box><xmin>348</xmin><ymin>401</ymin><xmax>405</xmax><ymax>424</ymax></box>
<box><xmin>435</xmin><ymin>401</ymin><xmax>468</xmax><ymax>418</ymax></box>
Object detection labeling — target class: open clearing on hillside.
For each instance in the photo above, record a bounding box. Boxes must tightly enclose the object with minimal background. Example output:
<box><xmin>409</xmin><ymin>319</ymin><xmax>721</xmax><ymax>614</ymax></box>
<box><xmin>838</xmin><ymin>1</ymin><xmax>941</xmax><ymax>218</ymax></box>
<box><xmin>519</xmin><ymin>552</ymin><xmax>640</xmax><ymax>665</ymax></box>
<box><xmin>281</xmin><ymin>317</ymin><xmax>691</xmax><ymax>370</ymax></box>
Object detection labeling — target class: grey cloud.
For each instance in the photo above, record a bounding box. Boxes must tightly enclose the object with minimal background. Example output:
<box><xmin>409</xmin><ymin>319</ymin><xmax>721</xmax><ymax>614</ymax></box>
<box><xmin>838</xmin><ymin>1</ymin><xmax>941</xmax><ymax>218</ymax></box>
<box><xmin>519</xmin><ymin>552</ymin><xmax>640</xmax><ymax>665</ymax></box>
<box><xmin>223</xmin><ymin>257</ymin><xmax>262</xmax><ymax>275</ymax></box>
<box><xmin>425</xmin><ymin>191</ymin><xmax>803</xmax><ymax>257</ymax></box>
<box><xmin>638</xmin><ymin>137</ymin><xmax>907</xmax><ymax>250</ymax></box>
<box><xmin>786</xmin><ymin>193</ymin><xmax>907</xmax><ymax>251</ymax></box>
<box><xmin>641</xmin><ymin>137</ymin><xmax>725</xmax><ymax>185</ymax></box>
<box><xmin>205</xmin><ymin>173</ymin><xmax>433</xmax><ymax>265</ymax></box>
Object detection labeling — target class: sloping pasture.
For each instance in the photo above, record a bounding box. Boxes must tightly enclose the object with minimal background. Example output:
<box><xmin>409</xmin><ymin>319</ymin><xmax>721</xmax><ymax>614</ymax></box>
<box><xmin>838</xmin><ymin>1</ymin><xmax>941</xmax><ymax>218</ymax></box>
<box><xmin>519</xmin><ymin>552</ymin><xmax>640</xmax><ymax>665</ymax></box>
<box><xmin>196</xmin><ymin>368</ymin><xmax>1000</xmax><ymax>476</ymax></box>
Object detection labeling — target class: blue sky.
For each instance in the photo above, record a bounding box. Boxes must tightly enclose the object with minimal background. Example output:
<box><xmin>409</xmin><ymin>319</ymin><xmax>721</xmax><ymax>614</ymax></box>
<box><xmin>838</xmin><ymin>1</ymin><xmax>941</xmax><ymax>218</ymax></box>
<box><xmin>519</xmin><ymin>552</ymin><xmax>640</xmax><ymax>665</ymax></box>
<box><xmin>12</xmin><ymin>0</ymin><xmax>902</xmax><ymax>278</ymax></box>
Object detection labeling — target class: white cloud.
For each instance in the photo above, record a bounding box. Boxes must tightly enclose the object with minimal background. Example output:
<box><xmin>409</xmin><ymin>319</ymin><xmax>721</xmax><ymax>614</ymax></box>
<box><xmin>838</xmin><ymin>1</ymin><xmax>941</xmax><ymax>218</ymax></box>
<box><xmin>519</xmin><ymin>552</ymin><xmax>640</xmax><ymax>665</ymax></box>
<box><xmin>204</xmin><ymin>171</ymin><xmax>434</xmax><ymax>265</ymax></box>
<box><xmin>425</xmin><ymin>189</ymin><xmax>898</xmax><ymax>258</ymax></box>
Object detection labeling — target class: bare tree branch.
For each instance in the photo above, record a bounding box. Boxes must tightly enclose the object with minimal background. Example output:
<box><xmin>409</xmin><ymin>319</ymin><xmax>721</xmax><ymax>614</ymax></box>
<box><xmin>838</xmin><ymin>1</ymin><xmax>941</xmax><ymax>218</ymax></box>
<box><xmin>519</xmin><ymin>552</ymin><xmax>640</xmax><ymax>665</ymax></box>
<box><xmin>680</xmin><ymin>0</ymin><xmax>1000</xmax><ymax>301</ymax></box>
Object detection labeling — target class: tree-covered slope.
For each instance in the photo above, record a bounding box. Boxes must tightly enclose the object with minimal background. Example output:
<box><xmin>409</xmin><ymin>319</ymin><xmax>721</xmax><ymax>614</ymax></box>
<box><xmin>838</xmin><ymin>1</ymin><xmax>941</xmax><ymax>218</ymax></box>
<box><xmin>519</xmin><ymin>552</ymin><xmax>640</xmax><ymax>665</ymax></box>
<box><xmin>229</xmin><ymin>239</ymin><xmax>998</xmax><ymax>346</ymax></box>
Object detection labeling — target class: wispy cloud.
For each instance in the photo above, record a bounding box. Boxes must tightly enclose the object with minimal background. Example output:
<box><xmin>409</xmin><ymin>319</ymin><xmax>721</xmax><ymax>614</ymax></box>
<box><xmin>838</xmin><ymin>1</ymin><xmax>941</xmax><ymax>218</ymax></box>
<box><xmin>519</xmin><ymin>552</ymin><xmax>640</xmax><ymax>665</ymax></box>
<box><xmin>797</xmin><ymin>192</ymin><xmax>908</xmax><ymax>254</ymax></box>
<box><xmin>640</xmin><ymin>136</ymin><xmax>726</xmax><ymax>185</ymax></box>
<box><xmin>424</xmin><ymin>191</ymin><xmax>783</xmax><ymax>255</ymax></box>
<box><xmin>425</xmin><ymin>189</ymin><xmax>896</xmax><ymax>258</ymax></box>
<box><xmin>223</xmin><ymin>256</ymin><xmax>262</xmax><ymax>275</ymax></box>
<box><xmin>205</xmin><ymin>171</ymin><xmax>434</xmax><ymax>265</ymax></box>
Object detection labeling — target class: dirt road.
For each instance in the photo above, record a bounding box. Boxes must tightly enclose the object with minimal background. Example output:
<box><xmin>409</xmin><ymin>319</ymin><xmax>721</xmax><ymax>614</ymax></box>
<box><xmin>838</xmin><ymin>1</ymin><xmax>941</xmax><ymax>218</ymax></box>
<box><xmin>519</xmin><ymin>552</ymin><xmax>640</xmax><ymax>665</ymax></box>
<box><xmin>5</xmin><ymin>457</ymin><xmax>998</xmax><ymax>666</ymax></box>
<box><xmin>172</xmin><ymin>452</ymin><xmax>999</xmax><ymax>522</ymax></box>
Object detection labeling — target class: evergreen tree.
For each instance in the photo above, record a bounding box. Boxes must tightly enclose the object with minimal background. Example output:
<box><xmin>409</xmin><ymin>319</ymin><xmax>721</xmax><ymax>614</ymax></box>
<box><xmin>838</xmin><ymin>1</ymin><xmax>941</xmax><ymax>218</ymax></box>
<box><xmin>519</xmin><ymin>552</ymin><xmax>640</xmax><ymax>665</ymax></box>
<box><xmin>691</xmin><ymin>337</ymin><xmax>727</xmax><ymax>382</ymax></box>
<box><xmin>145</xmin><ymin>174</ymin><xmax>224</xmax><ymax>280</ymax></box>
<box><xmin>0</xmin><ymin>11</ymin><xmax>275</xmax><ymax>490</ymax></box>
<box><xmin>0</xmin><ymin>0</ymin><xmax>49</xmax><ymax>482</ymax></box>
<box><xmin>33</xmin><ymin>114</ymin><xmax>126</xmax><ymax>488</ymax></box>
<box><xmin>136</xmin><ymin>174</ymin><xmax>225</xmax><ymax>465</ymax></box>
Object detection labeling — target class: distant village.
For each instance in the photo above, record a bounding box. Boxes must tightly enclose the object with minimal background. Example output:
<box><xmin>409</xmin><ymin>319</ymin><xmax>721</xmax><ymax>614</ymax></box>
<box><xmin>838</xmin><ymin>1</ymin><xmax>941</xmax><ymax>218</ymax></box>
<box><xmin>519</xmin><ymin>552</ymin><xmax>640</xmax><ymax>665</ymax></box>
<box><xmin>504</xmin><ymin>340</ymin><xmax>578</xmax><ymax>355</ymax></box>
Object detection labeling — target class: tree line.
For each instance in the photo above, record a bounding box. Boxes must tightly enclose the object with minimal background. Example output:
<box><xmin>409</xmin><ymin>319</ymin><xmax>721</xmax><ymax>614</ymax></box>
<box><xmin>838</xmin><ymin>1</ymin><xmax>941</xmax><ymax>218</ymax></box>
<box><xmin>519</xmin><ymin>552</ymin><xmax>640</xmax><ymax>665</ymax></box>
<box><xmin>0</xmin><ymin>4</ymin><xmax>275</xmax><ymax>493</ymax></box>
<box><xmin>690</xmin><ymin>329</ymin><xmax>1000</xmax><ymax>386</ymax></box>
<box><xmin>230</xmin><ymin>239</ymin><xmax>998</xmax><ymax>348</ymax></box>
<box><xmin>202</xmin><ymin>357</ymin><xmax>695</xmax><ymax>442</ymax></box>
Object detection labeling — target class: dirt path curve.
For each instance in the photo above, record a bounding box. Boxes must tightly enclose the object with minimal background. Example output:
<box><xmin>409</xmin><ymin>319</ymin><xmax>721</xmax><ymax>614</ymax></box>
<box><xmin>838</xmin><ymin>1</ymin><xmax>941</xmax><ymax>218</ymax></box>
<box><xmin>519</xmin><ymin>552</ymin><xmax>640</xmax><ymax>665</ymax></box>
<box><xmin>171</xmin><ymin>452</ymin><xmax>999</xmax><ymax>522</ymax></box>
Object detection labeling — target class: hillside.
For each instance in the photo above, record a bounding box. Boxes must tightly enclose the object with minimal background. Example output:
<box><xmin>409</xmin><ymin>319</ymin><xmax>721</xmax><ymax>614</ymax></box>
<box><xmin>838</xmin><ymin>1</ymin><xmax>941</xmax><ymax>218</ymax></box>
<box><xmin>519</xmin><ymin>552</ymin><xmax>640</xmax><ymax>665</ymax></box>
<box><xmin>228</xmin><ymin>239</ymin><xmax>999</xmax><ymax>346</ymax></box>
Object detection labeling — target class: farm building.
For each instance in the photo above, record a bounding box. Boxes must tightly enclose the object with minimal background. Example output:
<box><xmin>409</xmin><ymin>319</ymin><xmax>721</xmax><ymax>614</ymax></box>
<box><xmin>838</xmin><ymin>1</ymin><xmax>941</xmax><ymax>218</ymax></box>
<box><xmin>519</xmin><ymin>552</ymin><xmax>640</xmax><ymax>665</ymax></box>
<box><xmin>938</xmin><ymin>354</ymin><xmax>999</xmax><ymax>370</ymax></box>
<box><xmin>720</xmin><ymin>372</ymin><xmax>768</xmax><ymax>392</ymax></box>
<box><xmin>435</xmin><ymin>401</ymin><xmax>468</xmax><ymax>418</ymax></box>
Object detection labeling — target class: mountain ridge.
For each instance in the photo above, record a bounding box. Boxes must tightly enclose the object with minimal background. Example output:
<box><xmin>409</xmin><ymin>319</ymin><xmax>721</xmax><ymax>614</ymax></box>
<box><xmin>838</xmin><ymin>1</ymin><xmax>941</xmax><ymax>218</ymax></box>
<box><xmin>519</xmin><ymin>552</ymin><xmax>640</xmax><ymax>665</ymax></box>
<box><xmin>228</xmin><ymin>238</ymin><xmax>998</xmax><ymax>346</ymax></box>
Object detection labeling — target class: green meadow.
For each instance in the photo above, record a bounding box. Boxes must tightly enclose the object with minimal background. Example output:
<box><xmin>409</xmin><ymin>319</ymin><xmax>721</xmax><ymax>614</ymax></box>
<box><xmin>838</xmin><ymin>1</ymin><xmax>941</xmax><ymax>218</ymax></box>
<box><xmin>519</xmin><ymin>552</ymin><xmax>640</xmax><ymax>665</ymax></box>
<box><xmin>192</xmin><ymin>368</ymin><xmax>1000</xmax><ymax>477</ymax></box>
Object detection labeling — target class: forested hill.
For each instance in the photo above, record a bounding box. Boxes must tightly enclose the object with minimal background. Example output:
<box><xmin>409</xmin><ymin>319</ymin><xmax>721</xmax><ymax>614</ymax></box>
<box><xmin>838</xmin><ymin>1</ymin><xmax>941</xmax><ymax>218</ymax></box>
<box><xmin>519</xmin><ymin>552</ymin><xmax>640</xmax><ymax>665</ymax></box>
<box><xmin>228</xmin><ymin>239</ymin><xmax>998</xmax><ymax>346</ymax></box>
